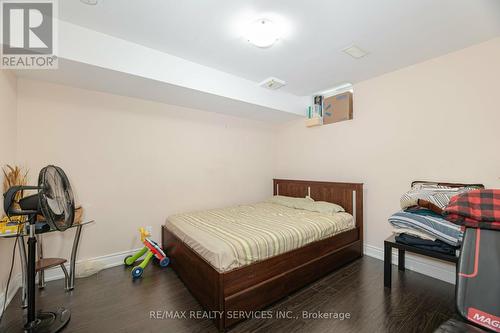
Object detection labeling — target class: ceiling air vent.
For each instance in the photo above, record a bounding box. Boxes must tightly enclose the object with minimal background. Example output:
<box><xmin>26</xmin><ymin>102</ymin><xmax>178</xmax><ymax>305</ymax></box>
<box><xmin>343</xmin><ymin>45</ymin><xmax>368</xmax><ymax>59</ymax></box>
<box><xmin>259</xmin><ymin>77</ymin><xmax>286</xmax><ymax>90</ymax></box>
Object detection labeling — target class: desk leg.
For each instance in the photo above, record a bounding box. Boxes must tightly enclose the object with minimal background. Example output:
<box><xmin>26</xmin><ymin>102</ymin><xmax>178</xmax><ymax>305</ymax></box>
<box><xmin>398</xmin><ymin>249</ymin><xmax>405</xmax><ymax>271</ymax></box>
<box><xmin>37</xmin><ymin>234</ymin><xmax>46</xmax><ymax>289</ymax></box>
<box><xmin>18</xmin><ymin>235</ymin><xmax>28</xmax><ymax>308</ymax></box>
<box><xmin>67</xmin><ymin>224</ymin><xmax>82</xmax><ymax>291</ymax></box>
<box><xmin>384</xmin><ymin>242</ymin><xmax>392</xmax><ymax>288</ymax></box>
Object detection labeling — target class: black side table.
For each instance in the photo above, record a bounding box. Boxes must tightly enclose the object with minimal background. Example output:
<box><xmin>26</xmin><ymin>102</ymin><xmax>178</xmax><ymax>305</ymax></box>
<box><xmin>384</xmin><ymin>235</ymin><xmax>458</xmax><ymax>288</ymax></box>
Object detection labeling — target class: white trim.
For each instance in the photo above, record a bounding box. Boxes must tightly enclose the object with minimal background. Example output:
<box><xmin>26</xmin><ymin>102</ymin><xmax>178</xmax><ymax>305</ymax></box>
<box><xmin>0</xmin><ymin>273</ymin><xmax>23</xmax><ymax>318</ymax></box>
<box><xmin>0</xmin><ymin>248</ymin><xmax>141</xmax><ymax>317</ymax></box>
<box><xmin>363</xmin><ymin>243</ymin><xmax>456</xmax><ymax>284</ymax></box>
<box><xmin>316</xmin><ymin>83</ymin><xmax>354</xmax><ymax>98</ymax></box>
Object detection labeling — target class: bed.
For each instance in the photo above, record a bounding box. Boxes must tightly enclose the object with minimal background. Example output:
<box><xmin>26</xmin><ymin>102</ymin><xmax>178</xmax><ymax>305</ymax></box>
<box><xmin>161</xmin><ymin>179</ymin><xmax>364</xmax><ymax>331</ymax></box>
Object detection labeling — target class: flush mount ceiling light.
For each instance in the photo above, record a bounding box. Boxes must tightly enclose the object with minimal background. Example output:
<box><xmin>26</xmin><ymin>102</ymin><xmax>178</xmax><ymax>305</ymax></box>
<box><xmin>245</xmin><ymin>18</ymin><xmax>280</xmax><ymax>48</ymax></box>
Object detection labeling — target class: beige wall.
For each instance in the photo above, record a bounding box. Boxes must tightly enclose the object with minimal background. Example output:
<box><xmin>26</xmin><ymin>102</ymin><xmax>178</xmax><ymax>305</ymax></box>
<box><xmin>5</xmin><ymin>38</ymin><xmax>500</xmax><ymax>288</ymax></box>
<box><xmin>274</xmin><ymin>38</ymin><xmax>500</xmax><ymax>257</ymax></box>
<box><xmin>16</xmin><ymin>79</ymin><xmax>276</xmax><ymax>260</ymax></box>
<box><xmin>0</xmin><ymin>70</ymin><xmax>19</xmax><ymax>294</ymax></box>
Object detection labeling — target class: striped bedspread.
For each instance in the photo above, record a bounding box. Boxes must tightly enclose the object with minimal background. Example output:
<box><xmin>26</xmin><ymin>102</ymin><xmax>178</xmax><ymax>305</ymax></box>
<box><xmin>166</xmin><ymin>202</ymin><xmax>355</xmax><ymax>272</ymax></box>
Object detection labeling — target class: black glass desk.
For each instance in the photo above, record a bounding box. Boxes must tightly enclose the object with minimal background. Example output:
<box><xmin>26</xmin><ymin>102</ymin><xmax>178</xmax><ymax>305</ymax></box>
<box><xmin>0</xmin><ymin>220</ymin><xmax>94</xmax><ymax>308</ymax></box>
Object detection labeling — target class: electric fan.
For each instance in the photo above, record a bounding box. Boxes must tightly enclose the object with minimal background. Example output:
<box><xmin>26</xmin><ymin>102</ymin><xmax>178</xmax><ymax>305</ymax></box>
<box><xmin>2</xmin><ymin>165</ymin><xmax>74</xmax><ymax>333</ymax></box>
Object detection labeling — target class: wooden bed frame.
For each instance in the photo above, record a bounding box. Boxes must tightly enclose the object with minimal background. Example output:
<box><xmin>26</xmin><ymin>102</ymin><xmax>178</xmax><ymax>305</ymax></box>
<box><xmin>161</xmin><ymin>179</ymin><xmax>364</xmax><ymax>331</ymax></box>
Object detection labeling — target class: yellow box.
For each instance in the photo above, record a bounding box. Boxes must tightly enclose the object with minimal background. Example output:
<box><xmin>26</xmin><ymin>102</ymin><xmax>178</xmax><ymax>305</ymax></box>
<box><xmin>0</xmin><ymin>222</ymin><xmax>23</xmax><ymax>235</ymax></box>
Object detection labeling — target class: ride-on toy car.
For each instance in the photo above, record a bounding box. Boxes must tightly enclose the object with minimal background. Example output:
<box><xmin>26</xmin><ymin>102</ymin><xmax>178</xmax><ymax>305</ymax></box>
<box><xmin>124</xmin><ymin>227</ymin><xmax>169</xmax><ymax>278</ymax></box>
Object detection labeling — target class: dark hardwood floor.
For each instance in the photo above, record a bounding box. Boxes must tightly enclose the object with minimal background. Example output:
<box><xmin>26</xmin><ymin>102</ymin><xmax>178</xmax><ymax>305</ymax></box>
<box><xmin>1</xmin><ymin>256</ymin><xmax>458</xmax><ymax>333</ymax></box>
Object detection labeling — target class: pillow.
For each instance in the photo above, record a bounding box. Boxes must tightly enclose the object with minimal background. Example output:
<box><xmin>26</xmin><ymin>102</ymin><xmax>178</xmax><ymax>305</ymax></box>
<box><xmin>266</xmin><ymin>195</ymin><xmax>313</xmax><ymax>209</ymax></box>
<box><xmin>301</xmin><ymin>201</ymin><xmax>345</xmax><ymax>215</ymax></box>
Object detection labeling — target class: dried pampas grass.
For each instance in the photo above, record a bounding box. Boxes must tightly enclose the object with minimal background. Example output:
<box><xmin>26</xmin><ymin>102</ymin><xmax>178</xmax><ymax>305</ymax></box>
<box><xmin>2</xmin><ymin>165</ymin><xmax>29</xmax><ymax>217</ymax></box>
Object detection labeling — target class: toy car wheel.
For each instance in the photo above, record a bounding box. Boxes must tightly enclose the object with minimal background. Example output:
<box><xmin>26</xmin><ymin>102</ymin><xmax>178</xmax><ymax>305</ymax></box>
<box><xmin>159</xmin><ymin>257</ymin><xmax>170</xmax><ymax>268</ymax></box>
<box><xmin>132</xmin><ymin>266</ymin><xmax>143</xmax><ymax>279</ymax></box>
<box><xmin>124</xmin><ymin>255</ymin><xmax>134</xmax><ymax>266</ymax></box>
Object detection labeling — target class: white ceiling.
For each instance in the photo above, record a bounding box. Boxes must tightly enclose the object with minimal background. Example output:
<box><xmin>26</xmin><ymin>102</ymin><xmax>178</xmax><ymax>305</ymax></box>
<box><xmin>60</xmin><ymin>0</ymin><xmax>500</xmax><ymax>96</ymax></box>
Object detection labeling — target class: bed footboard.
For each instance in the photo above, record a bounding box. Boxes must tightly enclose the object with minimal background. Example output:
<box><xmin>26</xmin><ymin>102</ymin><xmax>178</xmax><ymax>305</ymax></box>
<box><xmin>162</xmin><ymin>226</ymin><xmax>225</xmax><ymax>330</ymax></box>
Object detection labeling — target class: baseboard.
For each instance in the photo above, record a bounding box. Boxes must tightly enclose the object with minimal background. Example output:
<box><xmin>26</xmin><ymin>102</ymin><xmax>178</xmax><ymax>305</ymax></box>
<box><xmin>363</xmin><ymin>243</ymin><xmax>456</xmax><ymax>284</ymax></box>
<box><xmin>0</xmin><ymin>247</ymin><xmax>141</xmax><ymax>317</ymax></box>
<box><xmin>42</xmin><ymin>247</ymin><xmax>142</xmax><ymax>282</ymax></box>
<box><xmin>46</xmin><ymin>245</ymin><xmax>454</xmax><ymax>286</ymax></box>
<box><xmin>0</xmin><ymin>273</ymin><xmax>23</xmax><ymax>318</ymax></box>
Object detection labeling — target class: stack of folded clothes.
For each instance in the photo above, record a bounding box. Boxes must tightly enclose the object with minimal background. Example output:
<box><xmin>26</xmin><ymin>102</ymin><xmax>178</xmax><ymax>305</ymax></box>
<box><xmin>388</xmin><ymin>182</ymin><xmax>484</xmax><ymax>255</ymax></box>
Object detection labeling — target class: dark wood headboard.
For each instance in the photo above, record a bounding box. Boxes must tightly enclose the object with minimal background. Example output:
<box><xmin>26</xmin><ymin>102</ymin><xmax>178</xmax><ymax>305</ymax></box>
<box><xmin>273</xmin><ymin>179</ymin><xmax>364</xmax><ymax>241</ymax></box>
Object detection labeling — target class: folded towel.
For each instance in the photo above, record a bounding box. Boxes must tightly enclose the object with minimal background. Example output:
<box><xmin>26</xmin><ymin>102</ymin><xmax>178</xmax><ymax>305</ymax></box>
<box><xmin>391</xmin><ymin>227</ymin><xmax>436</xmax><ymax>241</ymax></box>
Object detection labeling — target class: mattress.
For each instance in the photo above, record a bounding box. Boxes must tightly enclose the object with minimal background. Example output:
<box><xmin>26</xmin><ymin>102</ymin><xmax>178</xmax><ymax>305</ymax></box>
<box><xmin>388</xmin><ymin>209</ymin><xmax>463</xmax><ymax>246</ymax></box>
<box><xmin>165</xmin><ymin>202</ymin><xmax>355</xmax><ymax>272</ymax></box>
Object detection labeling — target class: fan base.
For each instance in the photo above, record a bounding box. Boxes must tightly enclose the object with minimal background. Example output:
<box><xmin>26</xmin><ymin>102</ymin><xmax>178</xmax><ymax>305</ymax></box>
<box><xmin>2</xmin><ymin>308</ymin><xmax>70</xmax><ymax>333</ymax></box>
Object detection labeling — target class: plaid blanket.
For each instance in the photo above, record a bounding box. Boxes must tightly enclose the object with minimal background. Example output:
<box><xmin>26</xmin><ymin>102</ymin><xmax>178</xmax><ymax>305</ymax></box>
<box><xmin>443</xmin><ymin>189</ymin><xmax>500</xmax><ymax>230</ymax></box>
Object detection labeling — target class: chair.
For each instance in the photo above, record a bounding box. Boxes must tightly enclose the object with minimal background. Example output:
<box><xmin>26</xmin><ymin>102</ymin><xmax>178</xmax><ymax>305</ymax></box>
<box><xmin>36</xmin><ymin>234</ymin><xmax>70</xmax><ymax>290</ymax></box>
